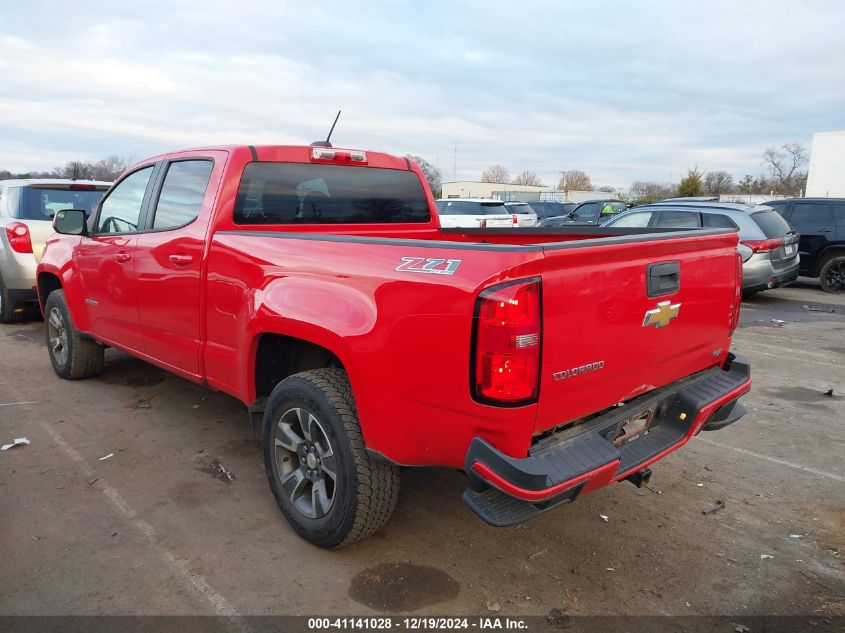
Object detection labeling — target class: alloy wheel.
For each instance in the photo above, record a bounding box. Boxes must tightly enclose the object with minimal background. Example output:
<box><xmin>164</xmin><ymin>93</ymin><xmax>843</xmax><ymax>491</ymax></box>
<box><xmin>823</xmin><ymin>260</ymin><xmax>845</xmax><ymax>292</ymax></box>
<box><xmin>47</xmin><ymin>307</ymin><xmax>69</xmax><ymax>366</ymax></box>
<box><xmin>272</xmin><ymin>407</ymin><xmax>337</xmax><ymax>519</ymax></box>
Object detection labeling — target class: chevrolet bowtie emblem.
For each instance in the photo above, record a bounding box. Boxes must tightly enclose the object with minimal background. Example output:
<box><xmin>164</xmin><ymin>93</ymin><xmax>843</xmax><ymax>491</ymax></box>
<box><xmin>642</xmin><ymin>301</ymin><xmax>681</xmax><ymax>328</ymax></box>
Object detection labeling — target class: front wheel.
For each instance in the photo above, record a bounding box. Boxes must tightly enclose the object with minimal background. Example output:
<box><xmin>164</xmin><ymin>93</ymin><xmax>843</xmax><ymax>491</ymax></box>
<box><xmin>819</xmin><ymin>255</ymin><xmax>845</xmax><ymax>293</ymax></box>
<box><xmin>44</xmin><ymin>290</ymin><xmax>104</xmax><ymax>379</ymax></box>
<box><xmin>262</xmin><ymin>368</ymin><xmax>400</xmax><ymax>548</ymax></box>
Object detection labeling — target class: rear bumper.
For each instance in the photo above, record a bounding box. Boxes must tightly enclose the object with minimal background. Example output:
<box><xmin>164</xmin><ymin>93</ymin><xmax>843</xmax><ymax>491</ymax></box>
<box><xmin>742</xmin><ymin>254</ymin><xmax>799</xmax><ymax>292</ymax></box>
<box><xmin>463</xmin><ymin>355</ymin><xmax>751</xmax><ymax>526</ymax></box>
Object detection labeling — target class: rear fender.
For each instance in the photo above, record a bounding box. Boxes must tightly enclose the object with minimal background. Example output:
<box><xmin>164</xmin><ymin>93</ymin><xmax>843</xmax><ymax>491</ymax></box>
<box><xmin>243</xmin><ymin>276</ymin><xmax>376</xmax><ymax>435</ymax></box>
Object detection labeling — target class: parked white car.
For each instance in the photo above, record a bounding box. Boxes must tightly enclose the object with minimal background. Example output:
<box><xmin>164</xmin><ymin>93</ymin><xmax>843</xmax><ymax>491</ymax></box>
<box><xmin>504</xmin><ymin>202</ymin><xmax>539</xmax><ymax>227</ymax></box>
<box><xmin>0</xmin><ymin>179</ymin><xmax>111</xmax><ymax>322</ymax></box>
<box><xmin>435</xmin><ymin>198</ymin><xmax>513</xmax><ymax>228</ymax></box>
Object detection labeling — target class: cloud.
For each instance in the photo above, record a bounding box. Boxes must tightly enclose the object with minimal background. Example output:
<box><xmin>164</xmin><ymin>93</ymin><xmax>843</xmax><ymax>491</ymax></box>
<box><xmin>1</xmin><ymin>0</ymin><xmax>843</xmax><ymax>188</ymax></box>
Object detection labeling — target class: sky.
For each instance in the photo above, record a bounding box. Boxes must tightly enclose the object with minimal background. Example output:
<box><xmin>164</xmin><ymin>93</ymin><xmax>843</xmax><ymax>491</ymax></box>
<box><xmin>1</xmin><ymin>1</ymin><xmax>844</xmax><ymax>189</ymax></box>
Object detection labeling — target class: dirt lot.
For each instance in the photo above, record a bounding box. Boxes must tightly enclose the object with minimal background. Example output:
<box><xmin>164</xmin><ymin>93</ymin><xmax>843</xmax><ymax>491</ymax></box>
<box><xmin>1</xmin><ymin>280</ymin><xmax>843</xmax><ymax>621</ymax></box>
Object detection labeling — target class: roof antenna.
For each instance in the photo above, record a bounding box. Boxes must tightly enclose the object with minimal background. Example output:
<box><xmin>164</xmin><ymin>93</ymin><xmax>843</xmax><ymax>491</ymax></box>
<box><xmin>311</xmin><ymin>110</ymin><xmax>342</xmax><ymax>148</ymax></box>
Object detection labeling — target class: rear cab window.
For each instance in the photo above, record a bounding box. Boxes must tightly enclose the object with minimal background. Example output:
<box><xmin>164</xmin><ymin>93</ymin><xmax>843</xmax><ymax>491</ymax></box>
<box><xmin>751</xmin><ymin>209</ymin><xmax>794</xmax><ymax>238</ymax></box>
<box><xmin>235</xmin><ymin>163</ymin><xmax>430</xmax><ymax>224</ymax></box>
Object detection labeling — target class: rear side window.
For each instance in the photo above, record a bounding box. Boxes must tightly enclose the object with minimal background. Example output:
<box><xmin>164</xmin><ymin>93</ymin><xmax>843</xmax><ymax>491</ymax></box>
<box><xmin>702</xmin><ymin>213</ymin><xmax>738</xmax><ymax>229</ymax></box>
<box><xmin>11</xmin><ymin>186</ymin><xmax>107</xmax><ymax>221</ymax></box>
<box><xmin>766</xmin><ymin>201</ymin><xmax>789</xmax><ymax>217</ymax></box>
<box><xmin>834</xmin><ymin>204</ymin><xmax>845</xmax><ymax>225</ymax></box>
<box><xmin>657</xmin><ymin>210</ymin><xmax>700</xmax><ymax>228</ymax></box>
<box><xmin>790</xmin><ymin>202</ymin><xmax>833</xmax><ymax>225</ymax></box>
<box><xmin>751</xmin><ymin>209</ymin><xmax>793</xmax><ymax>238</ymax></box>
<box><xmin>152</xmin><ymin>160</ymin><xmax>213</xmax><ymax>230</ymax></box>
<box><xmin>234</xmin><ymin>163</ymin><xmax>430</xmax><ymax>224</ymax></box>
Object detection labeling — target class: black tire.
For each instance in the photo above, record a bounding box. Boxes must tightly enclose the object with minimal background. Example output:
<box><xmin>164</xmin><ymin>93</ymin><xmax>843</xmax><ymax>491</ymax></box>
<box><xmin>819</xmin><ymin>255</ymin><xmax>845</xmax><ymax>293</ymax></box>
<box><xmin>262</xmin><ymin>368</ymin><xmax>400</xmax><ymax>548</ymax></box>
<box><xmin>44</xmin><ymin>290</ymin><xmax>104</xmax><ymax>379</ymax></box>
<box><xmin>0</xmin><ymin>272</ymin><xmax>22</xmax><ymax>323</ymax></box>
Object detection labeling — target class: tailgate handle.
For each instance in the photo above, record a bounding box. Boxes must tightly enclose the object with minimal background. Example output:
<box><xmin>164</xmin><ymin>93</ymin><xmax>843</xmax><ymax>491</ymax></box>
<box><xmin>647</xmin><ymin>261</ymin><xmax>680</xmax><ymax>297</ymax></box>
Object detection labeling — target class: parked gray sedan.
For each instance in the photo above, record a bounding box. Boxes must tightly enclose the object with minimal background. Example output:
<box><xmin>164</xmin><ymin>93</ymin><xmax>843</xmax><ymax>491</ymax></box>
<box><xmin>601</xmin><ymin>202</ymin><xmax>800</xmax><ymax>294</ymax></box>
<box><xmin>0</xmin><ymin>179</ymin><xmax>110</xmax><ymax>321</ymax></box>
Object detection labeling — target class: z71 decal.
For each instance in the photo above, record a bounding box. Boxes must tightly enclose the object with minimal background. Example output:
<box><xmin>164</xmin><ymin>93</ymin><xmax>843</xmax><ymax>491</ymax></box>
<box><xmin>395</xmin><ymin>256</ymin><xmax>462</xmax><ymax>276</ymax></box>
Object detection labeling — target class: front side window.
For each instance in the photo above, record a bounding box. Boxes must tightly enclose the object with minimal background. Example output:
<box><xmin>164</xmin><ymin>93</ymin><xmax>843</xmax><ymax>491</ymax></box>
<box><xmin>152</xmin><ymin>160</ymin><xmax>213</xmax><ymax>230</ymax></box>
<box><xmin>234</xmin><ymin>163</ymin><xmax>430</xmax><ymax>224</ymax></box>
<box><xmin>609</xmin><ymin>211</ymin><xmax>653</xmax><ymax>227</ymax></box>
<box><xmin>97</xmin><ymin>167</ymin><xmax>154</xmax><ymax>234</ymax></box>
<box><xmin>573</xmin><ymin>202</ymin><xmax>600</xmax><ymax>220</ymax></box>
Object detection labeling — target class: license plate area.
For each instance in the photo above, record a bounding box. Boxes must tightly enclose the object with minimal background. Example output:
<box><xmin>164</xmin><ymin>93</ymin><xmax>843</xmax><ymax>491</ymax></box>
<box><xmin>607</xmin><ymin>404</ymin><xmax>660</xmax><ymax>447</ymax></box>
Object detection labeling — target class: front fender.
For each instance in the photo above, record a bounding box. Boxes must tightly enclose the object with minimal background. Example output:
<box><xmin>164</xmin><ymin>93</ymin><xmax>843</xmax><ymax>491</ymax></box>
<box><xmin>37</xmin><ymin>235</ymin><xmax>91</xmax><ymax>332</ymax></box>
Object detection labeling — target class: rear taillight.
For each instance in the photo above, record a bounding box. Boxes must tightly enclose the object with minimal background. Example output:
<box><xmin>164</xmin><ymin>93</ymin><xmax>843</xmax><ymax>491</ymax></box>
<box><xmin>472</xmin><ymin>278</ymin><xmax>542</xmax><ymax>405</ymax></box>
<box><xmin>512</xmin><ymin>214</ymin><xmax>518</xmax><ymax>225</ymax></box>
<box><xmin>5</xmin><ymin>222</ymin><xmax>33</xmax><ymax>254</ymax></box>
<box><xmin>729</xmin><ymin>252</ymin><xmax>742</xmax><ymax>335</ymax></box>
<box><xmin>740</xmin><ymin>238</ymin><xmax>783</xmax><ymax>253</ymax></box>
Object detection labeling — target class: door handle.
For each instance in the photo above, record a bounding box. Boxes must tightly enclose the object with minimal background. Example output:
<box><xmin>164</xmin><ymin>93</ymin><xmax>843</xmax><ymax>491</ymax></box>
<box><xmin>114</xmin><ymin>252</ymin><xmax>131</xmax><ymax>263</ymax></box>
<box><xmin>647</xmin><ymin>261</ymin><xmax>681</xmax><ymax>297</ymax></box>
<box><xmin>169</xmin><ymin>254</ymin><xmax>194</xmax><ymax>266</ymax></box>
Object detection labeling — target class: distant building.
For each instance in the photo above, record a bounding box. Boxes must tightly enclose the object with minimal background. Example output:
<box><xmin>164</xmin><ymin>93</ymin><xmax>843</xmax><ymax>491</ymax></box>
<box><xmin>806</xmin><ymin>131</ymin><xmax>845</xmax><ymax>197</ymax></box>
<box><xmin>440</xmin><ymin>181</ymin><xmax>548</xmax><ymax>199</ymax></box>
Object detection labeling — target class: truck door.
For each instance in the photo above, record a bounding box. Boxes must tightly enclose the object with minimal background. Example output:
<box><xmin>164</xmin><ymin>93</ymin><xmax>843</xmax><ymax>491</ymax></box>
<box><xmin>134</xmin><ymin>155</ymin><xmax>223</xmax><ymax>376</ymax></box>
<box><xmin>75</xmin><ymin>165</ymin><xmax>157</xmax><ymax>351</ymax></box>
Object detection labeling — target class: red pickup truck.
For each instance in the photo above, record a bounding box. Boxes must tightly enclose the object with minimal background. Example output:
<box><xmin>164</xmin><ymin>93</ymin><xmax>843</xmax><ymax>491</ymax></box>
<box><xmin>37</xmin><ymin>144</ymin><xmax>751</xmax><ymax>547</ymax></box>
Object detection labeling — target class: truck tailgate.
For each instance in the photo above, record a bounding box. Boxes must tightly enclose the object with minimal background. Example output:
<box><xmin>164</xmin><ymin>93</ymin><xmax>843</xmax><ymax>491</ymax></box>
<box><xmin>535</xmin><ymin>231</ymin><xmax>739</xmax><ymax>434</ymax></box>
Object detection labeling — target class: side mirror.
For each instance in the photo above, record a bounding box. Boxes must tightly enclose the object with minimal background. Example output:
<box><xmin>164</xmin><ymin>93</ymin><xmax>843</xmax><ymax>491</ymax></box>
<box><xmin>54</xmin><ymin>209</ymin><xmax>88</xmax><ymax>236</ymax></box>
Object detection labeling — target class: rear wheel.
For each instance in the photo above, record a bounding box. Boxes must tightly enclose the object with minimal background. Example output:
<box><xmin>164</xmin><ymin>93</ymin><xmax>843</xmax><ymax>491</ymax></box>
<box><xmin>44</xmin><ymin>290</ymin><xmax>104</xmax><ymax>379</ymax></box>
<box><xmin>819</xmin><ymin>255</ymin><xmax>845</xmax><ymax>293</ymax></box>
<box><xmin>0</xmin><ymin>272</ymin><xmax>22</xmax><ymax>323</ymax></box>
<box><xmin>262</xmin><ymin>368</ymin><xmax>400</xmax><ymax>548</ymax></box>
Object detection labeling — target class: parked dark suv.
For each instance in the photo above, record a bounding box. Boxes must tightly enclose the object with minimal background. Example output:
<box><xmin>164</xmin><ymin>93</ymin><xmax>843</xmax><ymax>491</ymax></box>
<box><xmin>765</xmin><ymin>198</ymin><xmax>845</xmax><ymax>292</ymax></box>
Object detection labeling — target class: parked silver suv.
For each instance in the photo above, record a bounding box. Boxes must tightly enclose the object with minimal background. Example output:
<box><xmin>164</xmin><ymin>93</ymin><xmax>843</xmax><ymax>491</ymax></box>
<box><xmin>602</xmin><ymin>202</ymin><xmax>800</xmax><ymax>294</ymax></box>
<box><xmin>0</xmin><ymin>179</ymin><xmax>110</xmax><ymax>321</ymax></box>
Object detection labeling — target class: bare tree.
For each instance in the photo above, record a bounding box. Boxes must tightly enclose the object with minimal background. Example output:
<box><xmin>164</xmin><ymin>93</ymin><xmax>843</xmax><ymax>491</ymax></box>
<box><xmin>703</xmin><ymin>171</ymin><xmax>735</xmax><ymax>195</ymax></box>
<box><xmin>629</xmin><ymin>181</ymin><xmax>676</xmax><ymax>204</ymax></box>
<box><xmin>512</xmin><ymin>171</ymin><xmax>544</xmax><ymax>186</ymax></box>
<box><xmin>405</xmin><ymin>154</ymin><xmax>442</xmax><ymax>196</ymax></box>
<box><xmin>558</xmin><ymin>169</ymin><xmax>593</xmax><ymax>191</ymax></box>
<box><xmin>481</xmin><ymin>164</ymin><xmax>510</xmax><ymax>184</ymax></box>
<box><xmin>762</xmin><ymin>142</ymin><xmax>807</xmax><ymax>195</ymax></box>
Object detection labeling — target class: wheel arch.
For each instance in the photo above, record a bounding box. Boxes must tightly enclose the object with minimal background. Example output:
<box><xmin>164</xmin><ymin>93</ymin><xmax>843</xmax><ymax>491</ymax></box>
<box><xmin>815</xmin><ymin>245</ymin><xmax>845</xmax><ymax>275</ymax></box>
<box><xmin>37</xmin><ymin>272</ymin><xmax>62</xmax><ymax>311</ymax></box>
<box><xmin>251</xmin><ymin>332</ymin><xmax>348</xmax><ymax>401</ymax></box>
